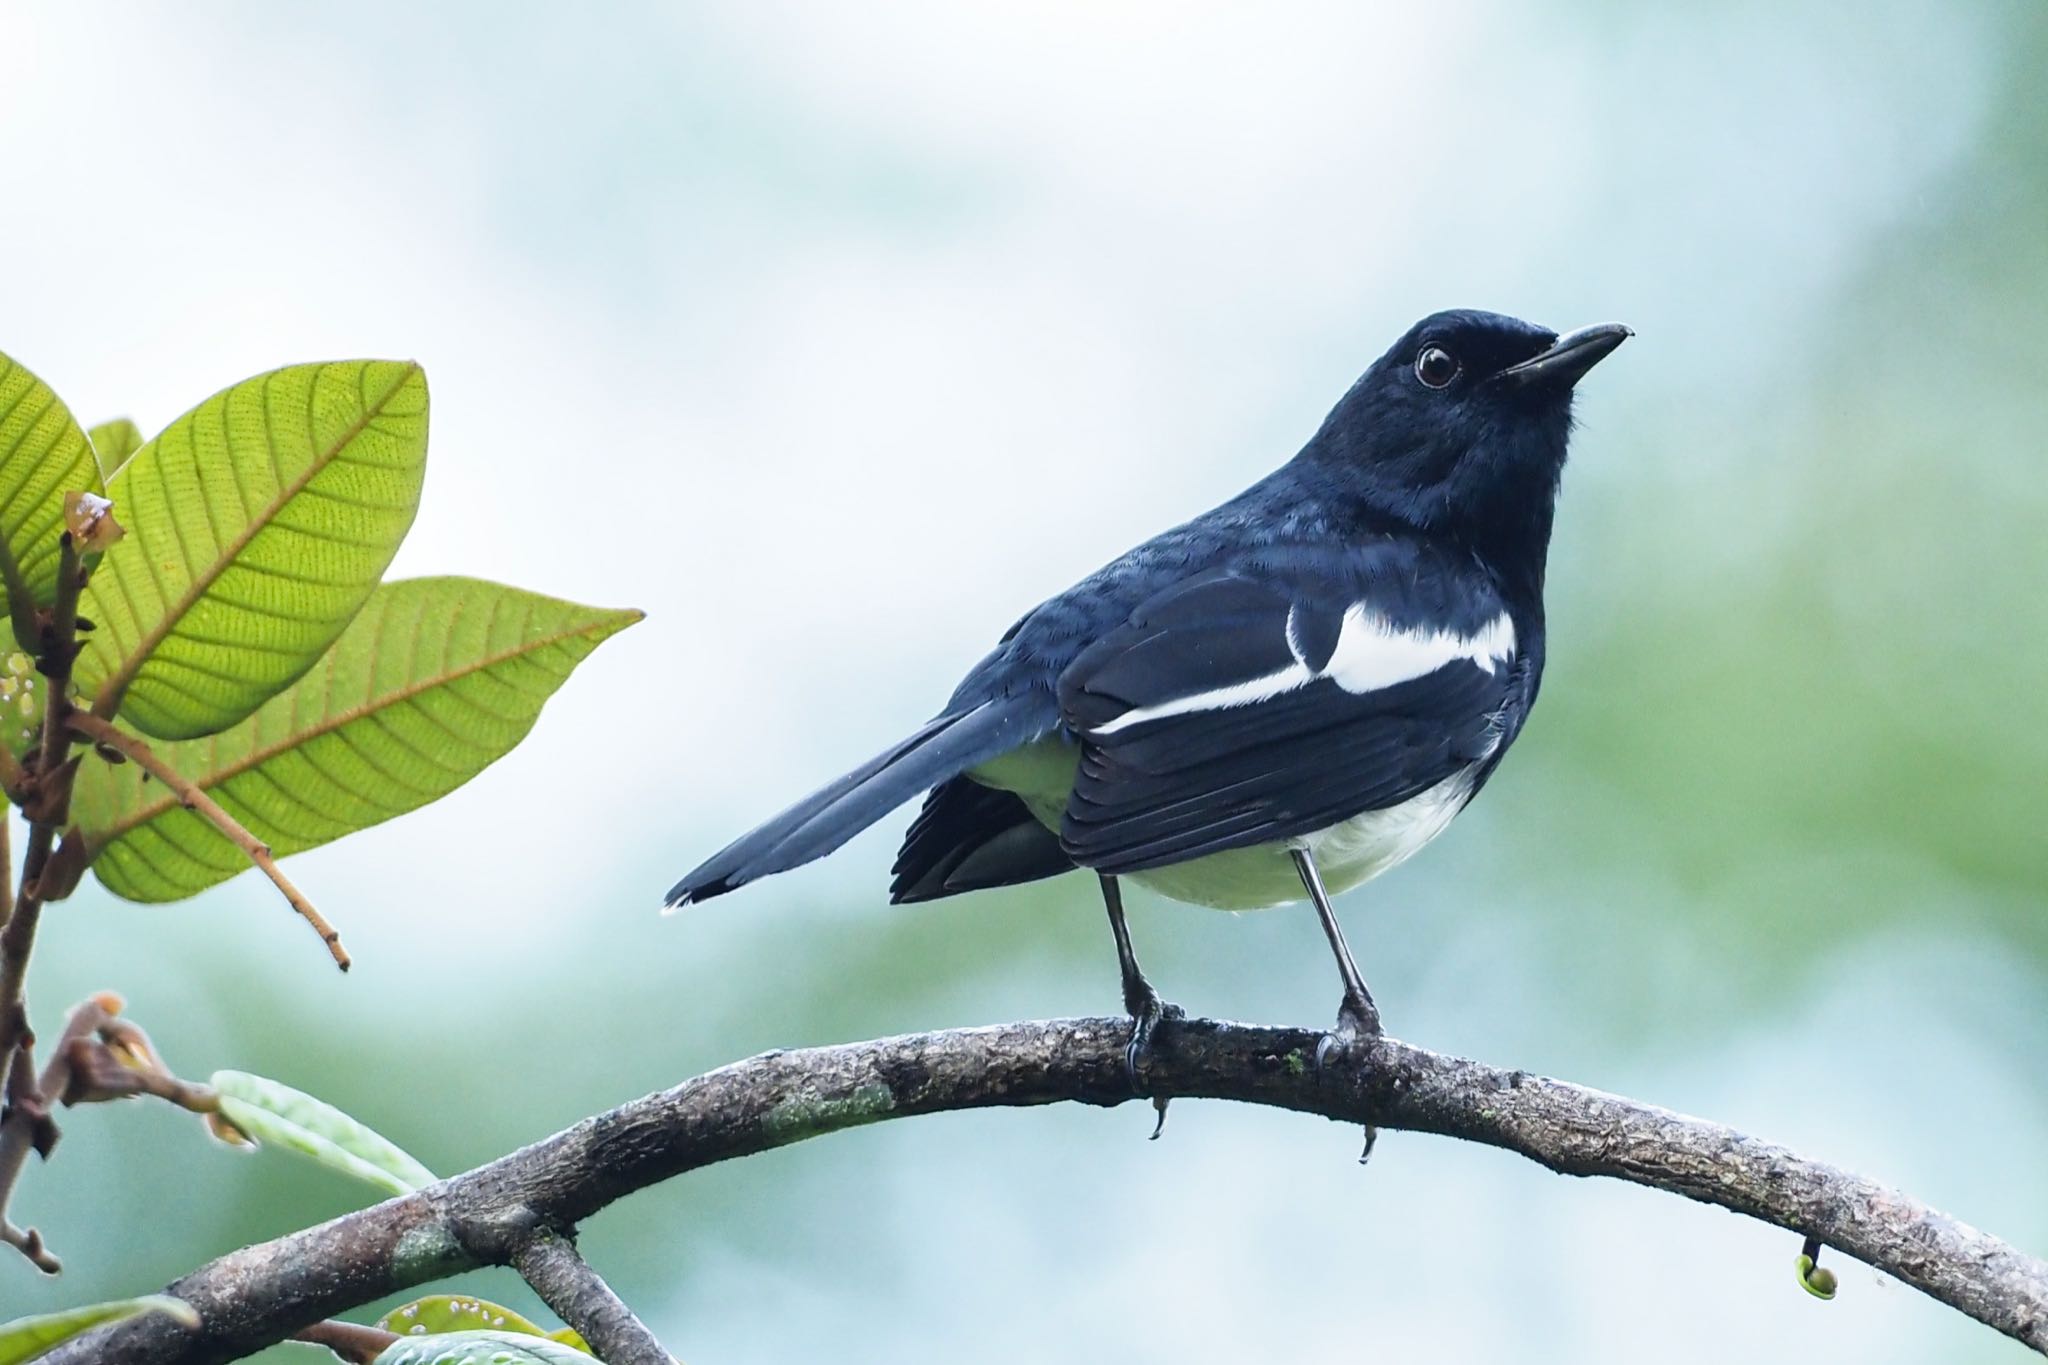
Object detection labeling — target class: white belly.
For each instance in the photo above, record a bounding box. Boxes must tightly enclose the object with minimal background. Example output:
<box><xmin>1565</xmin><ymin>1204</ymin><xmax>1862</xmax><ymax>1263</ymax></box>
<box><xmin>970</xmin><ymin>738</ymin><xmax>1478</xmax><ymax>911</ymax></box>
<box><xmin>1125</xmin><ymin>769</ymin><xmax>1478</xmax><ymax>909</ymax></box>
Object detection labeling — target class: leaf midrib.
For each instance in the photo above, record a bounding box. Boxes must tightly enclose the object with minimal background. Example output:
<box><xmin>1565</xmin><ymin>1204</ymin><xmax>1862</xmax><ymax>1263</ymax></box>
<box><xmin>84</xmin><ymin>612</ymin><xmax>628</xmax><ymax>846</ymax></box>
<box><xmin>88</xmin><ymin>362</ymin><xmax>421</xmax><ymax>721</ymax></box>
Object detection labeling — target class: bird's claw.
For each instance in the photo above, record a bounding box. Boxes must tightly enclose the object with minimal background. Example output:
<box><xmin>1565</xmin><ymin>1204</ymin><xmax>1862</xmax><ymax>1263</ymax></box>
<box><xmin>1313</xmin><ymin>990</ymin><xmax>1384</xmax><ymax>1078</ymax></box>
<box><xmin>1122</xmin><ymin>991</ymin><xmax>1184</xmax><ymax>1097</ymax></box>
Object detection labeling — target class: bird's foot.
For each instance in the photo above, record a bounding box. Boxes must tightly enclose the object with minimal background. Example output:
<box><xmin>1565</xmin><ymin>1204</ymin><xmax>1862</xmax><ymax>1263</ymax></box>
<box><xmin>1121</xmin><ymin>984</ymin><xmax>1184</xmax><ymax>1098</ymax></box>
<box><xmin>1313</xmin><ymin>989</ymin><xmax>1383</xmax><ymax>1077</ymax></box>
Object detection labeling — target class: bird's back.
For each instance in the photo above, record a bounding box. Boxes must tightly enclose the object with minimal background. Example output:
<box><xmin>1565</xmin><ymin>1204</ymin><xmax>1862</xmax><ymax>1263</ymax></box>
<box><xmin>944</xmin><ymin>462</ymin><xmax>1404</xmax><ymax>711</ymax></box>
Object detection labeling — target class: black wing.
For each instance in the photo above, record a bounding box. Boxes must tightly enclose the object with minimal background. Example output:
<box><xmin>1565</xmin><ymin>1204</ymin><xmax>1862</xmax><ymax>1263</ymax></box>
<box><xmin>1055</xmin><ymin>545</ymin><xmax>1527</xmax><ymax>874</ymax></box>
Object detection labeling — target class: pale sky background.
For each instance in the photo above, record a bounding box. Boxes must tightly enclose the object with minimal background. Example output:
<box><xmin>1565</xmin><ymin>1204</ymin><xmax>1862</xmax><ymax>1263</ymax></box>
<box><xmin>3</xmin><ymin>4</ymin><xmax>2043</xmax><ymax>1363</ymax></box>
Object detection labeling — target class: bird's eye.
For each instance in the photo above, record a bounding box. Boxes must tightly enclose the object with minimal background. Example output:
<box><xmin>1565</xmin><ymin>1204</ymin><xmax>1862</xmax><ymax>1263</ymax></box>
<box><xmin>1414</xmin><ymin>345</ymin><xmax>1459</xmax><ymax>389</ymax></box>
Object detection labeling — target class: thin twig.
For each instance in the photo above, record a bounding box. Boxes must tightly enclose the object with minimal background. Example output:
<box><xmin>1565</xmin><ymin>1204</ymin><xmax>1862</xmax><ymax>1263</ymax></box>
<box><xmin>0</xmin><ymin>994</ymin><xmax>120</xmax><ymax>1273</ymax></box>
<box><xmin>0</xmin><ymin>817</ymin><xmax>54</xmax><ymax>1072</ymax></box>
<box><xmin>0</xmin><ymin>739</ymin><xmax>22</xmax><ymax>816</ymax></box>
<box><xmin>36</xmin><ymin>1016</ymin><xmax>2048</xmax><ymax>1364</ymax></box>
<box><xmin>510</xmin><ymin>1231</ymin><xmax>672</xmax><ymax>1365</ymax></box>
<box><xmin>0</xmin><ymin>811</ymin><xmax>13</xmax><ymax>930</ymax></box>
<box><xmin>0</xmin><ymin>1214</ymin><xmax>57</xmax><ymax>1272</ymax></box>
<box><xmin>0</xmin><ymin>533</ymin><xmax>85</xmax><ymax>1044</ymax></box>
<box><xmin>0</xmin><ymin>1046</ymin><xmax>57</xmax><ymax>1270</ymax></box>
<box><xmin>65</xmin><ymin>712</ymin><xmax>349</xmax><ymax>972</ymax></box>
<box><xmin>0</xmin><ymin>534</ymin><xmax>90</xmax><ymax>1269</ymax></box>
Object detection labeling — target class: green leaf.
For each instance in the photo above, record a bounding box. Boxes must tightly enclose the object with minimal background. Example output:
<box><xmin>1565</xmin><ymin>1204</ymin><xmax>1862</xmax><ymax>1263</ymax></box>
<box><xmin>0</xmin><ymin>350</ymin><xmax>100</xmax><ymax>642</ymax></box>
<box><xmin>0</xmin><ymin>635</ymin><xmax>40</xmax><ymax>758</ymax></box>
<box><xmin>74</xmin><ymin>360</ymin><xmax>429</xmax><ymax>740</ymax></box>
<box><xmin>208</xmin><ymin>1069</ymin><xmax>435</xmax><ymax>1196</ymax></box>
<box><xmin>372</xmin><ymin>1333</ymin><xmax>598</xmax><ymax>1365</ymax></box>
<box><xmin>375</xmin><ymin>1300</ymin><xmax>591</xmax><ymax>1355</ymax></box>
<box><xmin>74</xmin><ymin>577</ymin><xmax>639</xmax><ymax>902</ymax></box>
<box><xmin>87</xmin><ymin>417</ymin><xmax>144</xmax><ymax>483</ymax></box>
<box><xmin>0</xmin><ymin>1296</ymin><xmax>198</xmax><ymax>1364</ymax></box>
<box><xmin>375</xmin><ymin>1298</ymin><xmax>552</xmax><ymax>1339</ymax></box>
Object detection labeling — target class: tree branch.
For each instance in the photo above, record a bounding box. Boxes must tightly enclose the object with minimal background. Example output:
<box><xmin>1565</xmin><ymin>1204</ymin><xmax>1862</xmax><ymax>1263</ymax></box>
<box><xmin>34</xmin><ymin>1016</ymin><xmax>2048</xmax><ymax>1363</ymax></box>
<box><xmin>510</xmin><ymin>1231</ymin><xmax>672</xmax><ymax>1364</ymax></box>
<box><xmin>64</xmin><ymin>712</ymin><xmax>349</xmax><ymax>971</ymax></box>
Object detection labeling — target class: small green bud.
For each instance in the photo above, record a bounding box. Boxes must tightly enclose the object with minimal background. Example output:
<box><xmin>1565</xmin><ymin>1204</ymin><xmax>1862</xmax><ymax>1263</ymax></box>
<box><xmin>1796</xmin><ymin>1252</ymin><xmax>1838</xmax><ymax>1300</ymax></box>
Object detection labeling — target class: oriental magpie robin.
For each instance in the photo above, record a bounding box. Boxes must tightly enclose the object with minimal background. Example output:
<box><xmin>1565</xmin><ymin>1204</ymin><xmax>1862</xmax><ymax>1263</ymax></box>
<box><xmin>668</xmin><ymin>310</ymin><xmax>1629</xmax><ymax>1074</ymax></box>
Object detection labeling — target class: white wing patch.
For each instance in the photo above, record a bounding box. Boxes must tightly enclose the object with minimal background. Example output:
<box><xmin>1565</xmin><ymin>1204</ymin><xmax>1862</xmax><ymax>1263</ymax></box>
<box><xmin>1089</xmin><ymin>607</ymin><xmax>1514</xmax><ymax>737</ymax></box>
<box><xmin>1324</xmin><ymin>606</ymin><xmax>1515</xmax><ymax>695</ymax></box>
<box><xmin>1088</xmin><ymin>661</ymin><xmax>1315</xmax><ymax>736</ymax></box>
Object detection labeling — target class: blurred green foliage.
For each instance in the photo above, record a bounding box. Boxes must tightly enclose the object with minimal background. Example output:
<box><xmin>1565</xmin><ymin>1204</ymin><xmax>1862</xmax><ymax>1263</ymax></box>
<box><xmin>0</xmin><ymin>1295</ymin><xmax>196</xmax><ymax>1363</ymax></box>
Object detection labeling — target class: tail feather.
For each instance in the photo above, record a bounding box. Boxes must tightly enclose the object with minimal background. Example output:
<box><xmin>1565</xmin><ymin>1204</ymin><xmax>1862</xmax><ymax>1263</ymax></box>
<box><xmin>665</xmin><ymin>693</ymin><xmax>1056</xmax><ymax>907</ymax></box>
<box><xmin>889</xmin><ymin>777</ymin><xmax>1072</xmax><ymax>903</ymax></box>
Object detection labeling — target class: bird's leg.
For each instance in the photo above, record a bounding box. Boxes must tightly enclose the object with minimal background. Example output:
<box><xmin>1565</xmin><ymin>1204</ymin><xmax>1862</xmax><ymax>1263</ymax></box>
<box><xmin>1293</xmin><ymin>848</ymin><xmax>1383</xmax><ymax>1068</ymax></box>
<box><xmin>1100</xmin><ymin>874</ymin><xmax>1179</xmax><ymax>1105</ymax></box>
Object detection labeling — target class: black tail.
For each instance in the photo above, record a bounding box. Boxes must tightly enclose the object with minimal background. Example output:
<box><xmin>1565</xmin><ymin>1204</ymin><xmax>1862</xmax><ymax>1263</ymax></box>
<box><xmin>889</xmin><ymin>776</ymin><xmax>1073</xmax><ymax>903</ymax></box>
<box><xmin>665</xmin><ymin>694</ymin><xmax>1056</xmax><ymax>907</ymax></box>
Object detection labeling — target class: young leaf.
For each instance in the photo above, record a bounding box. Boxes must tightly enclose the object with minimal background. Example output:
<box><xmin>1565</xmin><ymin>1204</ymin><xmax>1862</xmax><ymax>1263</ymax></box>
<box><xmin>0</xmin><ymin>1296</ymin><xmax>199</xmax><ymax>1364</ymax></box>
<box><xmin>87</xmin><ymin>416</ymin><xmax>144</xmax><ymax>483</ymax></box>
<box><xmin>209</xmin><ymin>1069</ymin><xmax>436</xmax><ymax>1196</ymax></box>
<box><xmin>64</xmin><ymin>491</ymin><xmax>125</xmax><ymax>553</ymax></box>
<box><xmin>372</xmin><ymin>1333</ymin><xmax>599</xmax><ymax>1365</ymax></box>
<box><xmin>73</xmin><ymin>577</ymin><xmax>640</xmax><ymax>902</ymax></box>
<box><xmin>73</xmin><ymin>360</ymin><xmax>429</xmax><ymax>740</ymax></box>
<box><xmin>0</xmin><ymin>350</ymin><xmax>101</xmax><ymax>643</ymax></box>
<box><xmin>375</xmin><ymin>1299</ymin><xmax>590</xmax><ymax>1355</ymax></box>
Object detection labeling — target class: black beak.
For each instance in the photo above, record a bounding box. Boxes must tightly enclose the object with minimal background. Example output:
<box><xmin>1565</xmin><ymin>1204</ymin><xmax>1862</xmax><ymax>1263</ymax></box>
<box><xmin>1499</xmin><ymin>322</ymin><xmax>1633</xmax><ymax>390</ymax></box>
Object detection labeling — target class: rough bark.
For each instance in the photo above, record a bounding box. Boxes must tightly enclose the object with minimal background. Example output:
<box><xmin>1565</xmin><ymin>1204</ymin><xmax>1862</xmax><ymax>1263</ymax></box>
<box><xmin>38</xmin><ymin>1016</ymin><xmax>2048</xmax><ymax>1362</ymax></box>
<box><xmin>508</xmin><ymin>1232</ymin><xmax>670</xmax><ymax>1365</ymax></box>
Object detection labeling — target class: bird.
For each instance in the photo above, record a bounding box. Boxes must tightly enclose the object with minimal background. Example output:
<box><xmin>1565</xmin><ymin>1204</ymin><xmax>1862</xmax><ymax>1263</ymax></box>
<box><xmin>668</xmin><ymin>308</ymin><xmax>1629</xmax><ymax>1078</ymax></box>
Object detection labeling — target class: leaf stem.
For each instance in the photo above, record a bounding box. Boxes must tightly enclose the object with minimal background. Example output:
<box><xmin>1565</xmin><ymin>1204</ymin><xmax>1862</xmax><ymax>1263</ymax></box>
<box><xmin>65</xmin><ymin>712</ymin><xmax>350</xmax><ymax>972</ymax></box>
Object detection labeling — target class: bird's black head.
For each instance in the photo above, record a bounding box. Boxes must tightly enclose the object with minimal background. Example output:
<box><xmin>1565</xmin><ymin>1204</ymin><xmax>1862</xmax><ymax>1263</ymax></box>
<box><xmin>1300</xmin><ymin>308</ymin><xmax>1629</xmax><ymax>593</ymax></box>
